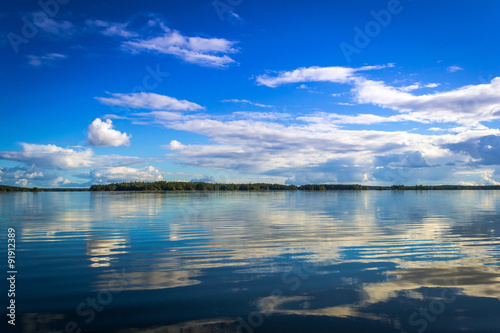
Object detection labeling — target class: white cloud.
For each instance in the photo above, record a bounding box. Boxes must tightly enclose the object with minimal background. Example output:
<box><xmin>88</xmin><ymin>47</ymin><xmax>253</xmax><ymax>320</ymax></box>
<box><xmin>27</xmin><ymin>53</ymin><xmax>67</xmax><ymax>67</ymax></box>
<box><xmin>428</xmin><ymin>127</ymin><xmax>445</xmax><ymax>132</ymax></box>
<box><xmin>86</xmin><ymin>118</ymin><xmax>132</xmax><ymax>147</ymax></box>
<box><xmin>230</xmin><ymin>111</ymin><xmax>290</xmax><ymax>121</ymax></box>
<box><xmin>0</xmin><ymin>143</ymin><xmax>153</xmax><ymax>172</ymax></box>
<box><xmin>0</xmin><ymin>142</ymin><xmax>164</xmax><ymax>187</ymax></box>
<box><xmin>0</xmin><ymin>144</ymin><xmax>94</xmax><ymax>170</ymax></box>
<box><xmin>51</xmin><ymin>176</ymin><xmax>71</xmax><ymax>186</ymax></box>
<box><xmin>447</xmin><ymin>65</ymin><xmax>464</xmax><ymax>73</ymax></box>
<box><xmin>32</xmin><ymin>11</ymin><xmax>76</xmax><ymax>38</ymax></box>
<box><xmin>0</xmin><ymin>166</ymin><xmax>48</xmax><ymax>187</ymax></box>
<box><xmin>481</xmin><ymin>172</ymin><xmax>500</xmax><ymax>185</ymax></box>
<box><xmin>397</xmin><ymin>83</ymin><xmax>421</xmax><ymax>92</ymax></box>
<box><xmin>222</xmin><ymin>99</ymin><xmax>273</xmax><ymax>108</ymax></box>
<box><xmin>425</xmin><ymin>83</ymin><xmax>440</xmax><ymax>88</ymax></box>
<box><xmin>257</xmin><ymin>65</ymin><xmax>500</xmax><ymax>125</ymax></box>
<box><xmin>90</xmin><ymin>166</ymin><xmax>163</xmax><ymax>183</ymax></box>
<box><xmin>122</xmin><ymin>29</ymin><xmax>238</xmax><ymax>67</ymax></box>
<box><xmin>167</xmin><ymin>140</ymin><xmax>185</xmax><ymax>150</ymax></box>
<box><xmin>353</xmin><ymin>77</ymin><xmax>500</xmax><ymax>124</ymax></box>
<box><xmin>85</xmin><ymin>19</ymin><xmax>138</xmax><ymax>38</ymax></box>
<box><xmin>397</xmin><ymin>82</ymin><xmax>440</xmax><ymax>92</ymax></box>
<box><xmin>96</xmin><ymin>92</ymin><xmax>204</xmax><ymax>111</ymax></box>
<box><xmin>128</xmin><ymin>109</ymin><xmax>499</xmax><ymax>184</ymax></box>
<box><xmin>255</xmin><ymin>64</ymin><xmax>391</xmax><ymax>88</ymax></box>
<box><xmin>15</xmin><ymin>179</ymin><xmax>28</xmax><ymax>186</ymax></box>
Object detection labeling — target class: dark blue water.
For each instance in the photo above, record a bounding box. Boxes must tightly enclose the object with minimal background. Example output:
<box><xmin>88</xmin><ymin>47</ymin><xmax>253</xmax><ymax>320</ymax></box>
<box><xmin>1</xmin><ymin>191</ymin><xmax>500</xmax><ymax>332</ymax></box>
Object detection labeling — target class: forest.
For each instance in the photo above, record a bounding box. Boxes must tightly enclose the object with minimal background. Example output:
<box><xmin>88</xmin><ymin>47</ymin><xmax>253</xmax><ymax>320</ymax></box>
<box><xmin>3</xmin><ymin>182</ymin><xmax>500</xmax><ymax>193</ymax></box>
<box><xmin>88</xmin><ymin>182</ymin><xmax>500</xmax><ymax>191</ymax></box>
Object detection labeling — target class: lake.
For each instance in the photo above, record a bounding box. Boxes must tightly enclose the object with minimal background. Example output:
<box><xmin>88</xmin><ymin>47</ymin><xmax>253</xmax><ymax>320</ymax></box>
<box><xmin>2</xmin><ymin>191</ymin><xmax>500</xmax><ymax>332</ymax></box>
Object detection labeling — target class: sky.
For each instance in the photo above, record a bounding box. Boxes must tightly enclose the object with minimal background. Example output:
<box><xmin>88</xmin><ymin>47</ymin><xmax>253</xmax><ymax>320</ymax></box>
<box><xmin>1</xmin><ymin>0</ymin><xmax>500</xmax><ymax>187</ymax></box>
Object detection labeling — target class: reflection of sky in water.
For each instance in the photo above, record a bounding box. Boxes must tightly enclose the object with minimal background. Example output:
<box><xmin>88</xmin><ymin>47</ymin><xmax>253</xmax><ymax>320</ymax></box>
<box><xmin>1</xmin><ymin>191</ymin><xmax>500</xmax><ymax>332</ymax></box>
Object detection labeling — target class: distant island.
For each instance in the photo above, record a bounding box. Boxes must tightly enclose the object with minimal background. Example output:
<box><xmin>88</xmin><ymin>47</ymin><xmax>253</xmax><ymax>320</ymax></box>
<box><xmin>2</xmin><ymin>182</ymin><xmax>500</xmax><ymax>192</ymax></box>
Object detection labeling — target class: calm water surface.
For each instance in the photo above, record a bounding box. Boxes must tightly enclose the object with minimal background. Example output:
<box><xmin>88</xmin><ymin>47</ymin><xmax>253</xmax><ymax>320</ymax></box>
<box><xmin>1</xmin><ymin>191</ymin><xmax>500</xmax><ymax>333</ymax></box>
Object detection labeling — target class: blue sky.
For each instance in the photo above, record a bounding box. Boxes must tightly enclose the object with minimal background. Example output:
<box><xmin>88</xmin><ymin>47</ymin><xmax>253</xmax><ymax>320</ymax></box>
<box><xmin>2</xmin><ymin>0</ymin><xmax>500</xmax><ymax>187</ymax></box>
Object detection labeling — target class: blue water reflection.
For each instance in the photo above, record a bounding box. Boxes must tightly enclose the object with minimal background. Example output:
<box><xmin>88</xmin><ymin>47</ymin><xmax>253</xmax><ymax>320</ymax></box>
<box><xmin>1</xmin><ymin>191</ymin><xmax>500</xmax><ymax>332</ymax></box>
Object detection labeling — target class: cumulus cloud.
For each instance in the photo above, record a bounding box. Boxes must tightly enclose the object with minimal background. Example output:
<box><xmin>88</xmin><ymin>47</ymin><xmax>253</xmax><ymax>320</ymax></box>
<box><xmin>0</xmin><ymin>142</ymin><xmax>165</xmax><ymax>187</ymax></box>
<box><xmin>96</xmin><ymin>92</ymin><xmax>204</xmax><ymax>111</ymax></box>
<box><xmin>167</xmin><ymin>140</ymin><xmax>185</xmax><ymax>150</ymax></box>
<box><xmin>26</xmin><ymin>53</ymin><xmax>67</xmax><ymax>67</ymax></box>
<box><xmin>121</xmin><ymin>29</ymin><xmax>238</xmax><ymax>67</ymax></box>
<box><xmin>0</xmin><ymin>165</ymin><xmax>81</xmax><ymax>187</ymax></box>
<box><xmin>90</xmin><ymin>166</ymin><xmax>163</xmax><ymax>183</ymax></box>
<box><xmin>86</xmin><ymin>118</ymin><xmax>131</xmax><ymax>147</ymax></box>
<box><xmin>0</xmin><ymin>143</ymin><xmax>154</xmax><ymax>171</ymax></box>
<box><xmin>443</xmin><ymin>135</ymin><xmax>500</xmax><ymax>165</ymax></box>
<box><xmin>128</xmin><ymin>109</ymin><xmax>499</xmax><ymax>184</ymax></box>
<box><xmin>0</xmin><ymin>144</ymin><xmax>94</xmax><ymax>170</ymax></box>
<box><xmin>51</xmin><ymin>176</ymin><xmax>72</xmax><ymax>186</ymax></box>
<box><xmin>0</xmin><ymin>166</ymin><xmax>46</xmax><ymax>187</ymax></box>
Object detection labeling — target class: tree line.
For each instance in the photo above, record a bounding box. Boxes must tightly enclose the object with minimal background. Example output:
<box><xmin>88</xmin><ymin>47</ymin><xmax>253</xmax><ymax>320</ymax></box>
<box><xmin>89</xmin><ymin>182</ymin><xmax>500</xmax><ymax>192</ymax></box>
<box><xmin>3</xmin><ymin>182</ymin><xmax>500</xmax><ymax>193</ymax></box>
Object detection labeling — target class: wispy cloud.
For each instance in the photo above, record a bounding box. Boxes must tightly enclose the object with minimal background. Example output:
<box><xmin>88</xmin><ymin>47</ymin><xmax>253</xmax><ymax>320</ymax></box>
<box><xmin>96</xmin><ymin>92</ymin><xmax>205</xmax><ymax>111</ymax></box>
<box><xmin>256</xmin><ymin>64</ymin><xmax>392</xmax><ymax>87</ymax></box>
<box><xmin>32</xmin><ymin>11</ymin><xmax>76</xmax><ymax>38</ymax></box>
<box><xmin>257</xmin><ymin>64</ymin><xmax>500</xmax><ymax>125</ymax></box>
<box><xmin>85</xmin><ymin>19</ymin><xmax>138</xmax><ymax>38</ymax></box>
<box><xmin>397</xmin><ymin>82</ymin><xmax>440</xmax><ymax>92</ymax></box>
<box><xmin>26</xmin><ymin>53</ymin><xmax>67</xmax><ymax>67</ymax></box>
<box><xmin>447</xmin><ymin>65</ymin><xmax>464</xmax><ymax>73</ymax></box>
<box><xmin>353</xmin><ymin>77</ymin><xmax>500</xmax><ymax>124</ymax></box>
<box><xmin>222</xmin><ymin>99</ymin><xmax>273</xmax><ymax>108</ymax></box>
<box><xmin>121</xmin><ymin>29</ymin><xmax>238</xmax><ymax>67</ymax></box>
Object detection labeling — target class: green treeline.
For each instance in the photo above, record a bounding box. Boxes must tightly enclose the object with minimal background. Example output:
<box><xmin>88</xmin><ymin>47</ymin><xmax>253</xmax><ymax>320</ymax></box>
<box><xmin>0</xmin><ymin>185</ymin><xmax>35</xmax><ymax>192</ymax></box>
<box><xmin>88</xmin><ymin>181</ymin><xmax>500</xmax><ymax>192</ymax></box>
<box><xmin>0</xmin><ymin>185</ymin><xmax>86</xmax><ymax>192</ymax></box>
<box><xmin>3</xmin><ymin>182</ymin><xmax>500</xmax><ymax>193</ymax></box>
<box><xmin>90</xmin><ymin>182</ymin><xmax>299</xmax><ymax>192</ymax></box>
